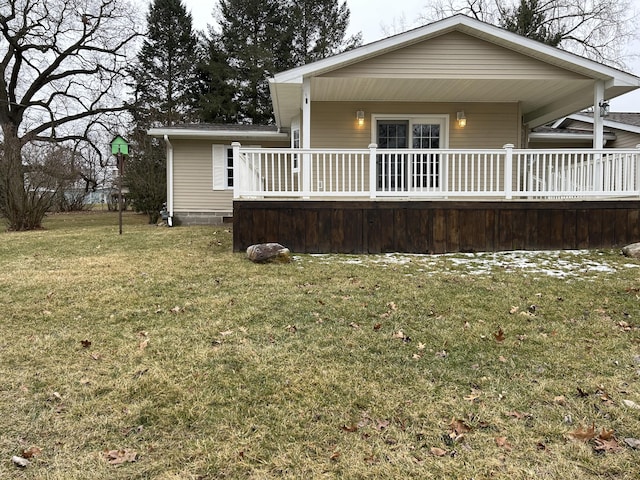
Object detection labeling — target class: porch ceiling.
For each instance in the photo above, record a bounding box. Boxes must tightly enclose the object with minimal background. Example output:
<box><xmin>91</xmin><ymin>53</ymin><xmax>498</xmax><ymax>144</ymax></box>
<box><xmin>271</xmin><ymin>77</ymin><xmax>637</xmax><ymax>130</ymax></box>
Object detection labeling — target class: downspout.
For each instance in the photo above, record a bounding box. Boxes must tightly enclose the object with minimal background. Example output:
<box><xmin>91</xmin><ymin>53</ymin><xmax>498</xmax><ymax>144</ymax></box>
<box><xmin>164</xmin><ymin>134</ymin><xmax>174</xmax><ymax>227</ymax></box>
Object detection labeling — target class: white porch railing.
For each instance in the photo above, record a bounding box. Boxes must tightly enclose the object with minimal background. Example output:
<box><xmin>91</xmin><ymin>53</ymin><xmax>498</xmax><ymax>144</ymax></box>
<box><xmin>232</xmin><ymin>143</ymin><xmax>640</xmax><ymax>200</ymax></box>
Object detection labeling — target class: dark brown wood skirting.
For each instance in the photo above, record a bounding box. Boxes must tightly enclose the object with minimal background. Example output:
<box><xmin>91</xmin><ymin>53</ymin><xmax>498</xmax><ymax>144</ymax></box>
<box><xmin>233</xmin><ymin>200</ymin><xmax>640</xmax><ymax>254</ymax></box>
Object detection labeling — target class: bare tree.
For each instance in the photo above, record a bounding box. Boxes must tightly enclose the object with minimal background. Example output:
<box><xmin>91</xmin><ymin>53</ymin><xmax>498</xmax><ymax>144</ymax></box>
<box><xmin>421</xmin><ymin>0</ymin><xmax>638</xmax><ymax>68</ymax></box>
<box><xmin>0</xmin><ymin>0</ymin><xmax>140</xmax><ymax>230</ymax></box>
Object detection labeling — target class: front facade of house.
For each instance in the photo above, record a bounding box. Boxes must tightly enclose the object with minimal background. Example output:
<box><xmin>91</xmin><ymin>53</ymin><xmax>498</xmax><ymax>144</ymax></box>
<box><xmin>149</xmin><ymin>15</ymin><xmax>640</xmax><ymax>253</ymax></box>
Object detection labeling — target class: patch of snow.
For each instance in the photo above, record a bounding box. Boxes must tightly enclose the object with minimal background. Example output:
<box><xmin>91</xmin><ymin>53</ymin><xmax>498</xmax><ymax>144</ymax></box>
<box><xmin>300</xmin><ymin>250</ymin><xmax>633</xmax><ymax>278</ymax></box>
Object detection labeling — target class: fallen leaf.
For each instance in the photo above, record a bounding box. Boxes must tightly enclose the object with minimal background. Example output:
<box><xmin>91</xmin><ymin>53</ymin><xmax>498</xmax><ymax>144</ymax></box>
<box><xmin>341</xmin><ymin>424</ymin><xmax>358</xmax><ymax>432</ymax></box>
<box><xmin>417</xmin><ymin>342</ymin><xmax>426</xmax><ymax>350</ymax></box>
<box><xmin>450</xmin><ymin>418</ymin><xmax>472</xmax><ymax>435</ymax></box>
<box><xmin>568</xmin><ymin>423</ymin><xmax>596</xmax><ymax>442</ymax></box>
<box><xmin>220</xmin><ymin>330</ymin><xmax>234</xmax><ymax>336</ymax></box>
<box><xmin>553</xmin><ymin>395</ymin><xmax>567</xmax><ymax>406</ymax></box>
<box><xmin>576</xmin><ymin>387</ymin><xmax>589</xmax><ymax>397</ymax></box>
<box><xmin>103</xmin><ymin>449</ymin><xmax>137</xmax><ymax>465</ymax></box>
<box><xmin>509</xmin><ymin>306</ymin><xmax>519</xmax><ymax>314</ymax></box>
<box><xmin>170</xmin><ymin>306</ymin><xmax>182</xmax><ymax>313</ymax></box>
<box><xmin>21</xmin><ymin>447</ymin><xmax>41</xmax><ymax>459</ymax></box>
<box><xmin>376</xmin><ymin>419</ymin><xmax>390</xmax><ymax>430</ymax></box>
<box><xmin>464</xmin><ymin>389</ymin><xmax>482</xmax><ymax>403</ymax></box>
<box><xmin>90</xmin><ymin>353</ymin><xmax>102</xmax><ymax>361</ymax></box>
<box><xmin>392</xmin><ymin>330</ymin><xmax>405</xmax><ymax>339</ymax></box>
<box><xmin>387</xmin><ymin>302</ymin><xmax>397</xmax><ymax>311</ymax></box>
<box><xmin>598</xmin><ymin>428</ymin><xmax>615</xmax><ymax>441</ymax></box>
<box><xmin>506</xmin><ymin>411</ymin><xmax>528</xmax><ymax>420</ymax></box>
<box><xmin>498</xmin><ymin>355</ymin><xmax>507</xmax><ymax>363</ymax></box>
<box><xmin>435</xmin><ymin>350</ymin><xmax>447</xmax><ymax>358</ymax></box>
<box><xmin>349</xmin><ymin>322</ymin><xmax>360</xmax><ymax>329</ymax></box>
<box><xmin>329</xmin><ymin>451</ymin><xmax>341</xmax><ymax>461</ymax></box>
<box><xmin>495</xmin><ymin>436</ymin><xmax>512</xmax><ymax>451</ymax></box>
<box><xmin>373</xmin><ymin>323</ymin><xmax>382</xmax><ymax>331</ymax></box>
<box><xmin>430</xmin><ymin>447</ymin><xmax>447</xmax><ymax>457</ymax></box>
<box><xmin>594</xmin><ymin>437</ymin><xmax>622</xmax><ymax>453</ymax></box>
<box><xmin>286</xmin><ymin>325</ymin><xmax>297</xmax><ymax>333</ymax></box>
<box><xmin>139</xmin><ymin>339</ymin><xmax>149</xmax><ymax>350</ymax></box>
<box><xmin>494</xmin><ymin>328</ymin><xmax>505</xmax><ymax>342</ymax></box>
<box><xmin>80</xmin><ymin>339</ymin><xmax>91</xmax><ymax>348</ymax></box>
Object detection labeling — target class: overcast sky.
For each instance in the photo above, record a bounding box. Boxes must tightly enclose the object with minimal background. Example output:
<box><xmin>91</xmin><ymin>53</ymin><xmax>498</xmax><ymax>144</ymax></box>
<box><xmin>142</xmin><ymin>0</ymin><xmax>640</xmax><ymax>111</ymax></box>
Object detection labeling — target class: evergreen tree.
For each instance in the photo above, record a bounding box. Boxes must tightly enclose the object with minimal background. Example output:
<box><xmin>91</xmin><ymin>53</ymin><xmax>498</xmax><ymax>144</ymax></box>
<box><xmin>216</xmin><ymin>0</ymin><xmax>289</xmax><ymax>124</ymax></box>
<box><xmin>215</xmin><ymin>0</ymin><xmax>361</xmax><ymax>124</ymax></box>
<box><xmin>197</xmin><ymin>34</ymin><xmax>237</xmax><ymax>124</ymax></box>
<box><xmin>289</xmin><ymin>0</ymin><xmax>362</xmax><ymax>65</ymax></box>
<box><xmin>499</xmin><ymin>0</ymin><xmax>563</xmax><ymax>46</ymax></box>
<box><xmin>127</xmin><ymin>0</ymin><xmax>200</xmax><ymax>223</ymax></box>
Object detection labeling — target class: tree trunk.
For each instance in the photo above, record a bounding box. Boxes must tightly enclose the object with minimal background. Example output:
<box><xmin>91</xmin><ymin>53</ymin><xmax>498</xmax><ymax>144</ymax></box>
<box><xmin>0</xmin><ymin>127</ymin><xmax>45</xmax><ymax>230</ymax></box>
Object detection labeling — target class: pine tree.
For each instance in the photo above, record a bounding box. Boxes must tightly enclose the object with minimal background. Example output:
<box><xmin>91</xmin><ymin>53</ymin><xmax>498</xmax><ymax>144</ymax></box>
<box><xmin>127</xmin><ymin>0</ymin><xmax>200</xmax><ymax>223</ymax></box>
<box><xmin>130</xmin><ymin>0</ymin><xmax>200</xmax><ymax>128</ymax></box>
<box><xmin>288</xmin><ymin>0</ymin><xmax>362</xmax><ymax>65</ymax></box>
<box><xmin>215</xmin><ymin>0</ymin><xmax>361</xmax><ymax>124</ymax></box>
<box><xmin>197</xmin><ymin>34</ymin><xmax>237</xmax><ymax>124</ymax></box>
<box><xmin>217</xmin><ymin>0</ymin><xmax>287</xmax><ymax>124</ymax></box>
<box><xmin>499</xmin><ymin>0</ymin><xmax>563</xmax><ymax>46</ymax></box>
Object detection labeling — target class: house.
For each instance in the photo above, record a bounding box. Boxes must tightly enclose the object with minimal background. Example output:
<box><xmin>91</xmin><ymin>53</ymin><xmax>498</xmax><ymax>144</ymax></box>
<box><xmin>530</xmin><ymin>112</ymin><xmax>640</xmax><ymax>149</ymax></box>
<box><xmin>149</xmin><ymin>15</ymin><xmax>640</xmax><ymax>254</ymax></box>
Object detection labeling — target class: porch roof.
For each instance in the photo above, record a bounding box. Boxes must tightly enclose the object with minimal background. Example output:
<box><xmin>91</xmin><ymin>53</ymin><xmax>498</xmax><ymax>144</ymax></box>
<box><xmin>270</xmin><ymin>15</ymin><xmax>640</xmax><ymax>130</ymax></box>
<box><xmin>147</xmin><ymin>124</ymin><xmax>289</xmax><ymax>141</ymax></box>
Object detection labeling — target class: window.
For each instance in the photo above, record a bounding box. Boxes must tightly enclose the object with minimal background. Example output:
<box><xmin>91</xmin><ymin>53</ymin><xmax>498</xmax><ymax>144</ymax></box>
<box><xmin>226</xmin><ymin>147</ymin><xmax>234</xmax><ymax>188</ymax></box>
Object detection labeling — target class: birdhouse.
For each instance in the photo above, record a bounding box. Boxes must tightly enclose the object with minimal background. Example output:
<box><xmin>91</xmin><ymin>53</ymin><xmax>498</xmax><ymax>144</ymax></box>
<box><xmin>111</xmin><ymin>135</ymin><xmax>129</xmax><ymax>156</ymax></box>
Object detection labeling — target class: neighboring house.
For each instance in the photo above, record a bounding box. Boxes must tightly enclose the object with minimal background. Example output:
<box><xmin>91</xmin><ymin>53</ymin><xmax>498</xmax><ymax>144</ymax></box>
<box><xmin>149</xmin><ymin>15</ymin><xmax>640</xmax><ymax>254</ymax></box>
<box><xmin>530</xmin><ymin>113</ymin><xmax>640</xmax><ymax>149</ymax></box>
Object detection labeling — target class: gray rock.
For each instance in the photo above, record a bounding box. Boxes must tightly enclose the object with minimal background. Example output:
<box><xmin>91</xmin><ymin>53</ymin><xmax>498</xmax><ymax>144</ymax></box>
<box><xmin>622</xmin><ymin>243</ymin><xmax>640</xmax><ymax>258</ymax></box>
<box><xmin>246</xmin><ymin>243</ymin><xmax>291</xmax><ymax>263</ymax></box>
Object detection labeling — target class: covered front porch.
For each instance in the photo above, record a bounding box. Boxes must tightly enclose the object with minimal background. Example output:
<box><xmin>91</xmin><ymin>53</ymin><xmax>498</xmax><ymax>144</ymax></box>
<box><xmin>233</xmin><ymin>144</ymin><xmax>640</xmax><ymax>201</ymax></box>
<box><xmin>232</xmin><ymin>145</ymin><xmax>640</xmax><ymax>253</ymax></box>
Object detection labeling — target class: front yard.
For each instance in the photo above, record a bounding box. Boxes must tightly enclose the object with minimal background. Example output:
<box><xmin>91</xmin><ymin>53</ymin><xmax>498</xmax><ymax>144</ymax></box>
<box><xmin>1</xmin><ymin>211</ymin><xmax>640</xmax><ymax>479</ymax></box>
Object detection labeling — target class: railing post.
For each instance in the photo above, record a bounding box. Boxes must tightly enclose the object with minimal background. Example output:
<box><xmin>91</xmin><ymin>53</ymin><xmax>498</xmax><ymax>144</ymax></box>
<box><xmin>302</xmin><ymin>151</ymin><xmax>311</xmax><ymax>198</ymax></box>
<box><xmin>232</xmin><ymin>142</ymin><xmax>241</xmax><ymax>199</ymax></box>
<box><xmin>368</xmin><ymin>143</ymin><xmax>377</xmax><ymax>199</ymax></box>
<box><xmin>503</xmin><ymin>144</ymin><xmax>513</xmax><ymax>200</ymax></box>
<box><xmin>636</xmin><ymin>145</ymin><xmax>640</xmax><ymax>196</ymax></box>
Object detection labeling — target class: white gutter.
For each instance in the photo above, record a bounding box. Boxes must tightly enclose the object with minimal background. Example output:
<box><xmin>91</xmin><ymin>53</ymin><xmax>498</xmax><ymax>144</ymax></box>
<box><xmin>164</xmin><ymin>134</ymin><xmax>174</xmax><ymax>225</ymax></box>
<box><xmin>149</xmin><ymin>128</ymin><xmax>289</xmax><ymax>140</ymax></box>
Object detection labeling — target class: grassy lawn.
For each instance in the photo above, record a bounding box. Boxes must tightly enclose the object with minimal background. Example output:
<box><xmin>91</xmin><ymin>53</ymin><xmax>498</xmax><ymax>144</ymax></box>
<box><xmin>1</xmin><ymin>211</ymin><xmax>640</xmax><ymax>479</ymax></box>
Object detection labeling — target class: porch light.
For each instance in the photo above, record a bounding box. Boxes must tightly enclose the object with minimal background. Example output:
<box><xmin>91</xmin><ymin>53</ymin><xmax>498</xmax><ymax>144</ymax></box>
<box><xmin>356</xmin><ymin>110</ymin><xmax>365</xmax><ymax>126</ymax></box>
<box><xmin>457</xmin><ymin>111</ymin><xmax>467</xmax><ymax>128</ymax></box>
<box><xmin>599</xmin><ymin>100</ymin><xmax>610</xmax><ymax>117</ymax></box>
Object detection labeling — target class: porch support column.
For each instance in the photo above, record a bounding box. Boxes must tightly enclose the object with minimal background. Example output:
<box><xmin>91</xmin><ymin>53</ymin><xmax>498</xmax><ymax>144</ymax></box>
<box><xmin>302</xmin><ymin>78</ymin><xmax>311</xmax><ymax>197</ymax></box>
<box><xmin>593</xmin><ymin>80</ymin><xmax>605</xmax><ymax>150</ymax></box>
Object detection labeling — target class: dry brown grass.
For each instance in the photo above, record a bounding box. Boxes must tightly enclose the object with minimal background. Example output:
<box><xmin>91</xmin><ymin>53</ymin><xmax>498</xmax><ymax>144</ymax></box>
<box><xmin>1</xmin><ymin>211</ymin><xmax>640</xmax><ymax>479</ymax></box>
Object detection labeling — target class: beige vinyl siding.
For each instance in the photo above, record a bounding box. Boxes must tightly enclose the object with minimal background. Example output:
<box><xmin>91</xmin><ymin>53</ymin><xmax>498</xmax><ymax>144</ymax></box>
<box><xmin>610</xmin><ymin>129</ymin><xmax>640</xmax><ymax>148</ymax></box>
<box><xmin>310</xmin><ymin>101</ymin><xmax>520</xmax><ymax>149</ymax></box>
<box><xmin>172</xmin><ymin>139</ymin><xmax>288</xmax><ymax>213</ymax></box>
<box><xmin>321</xmin><ymin>31</ymin><xmax>587</xmax><ymax>81</ymax></box>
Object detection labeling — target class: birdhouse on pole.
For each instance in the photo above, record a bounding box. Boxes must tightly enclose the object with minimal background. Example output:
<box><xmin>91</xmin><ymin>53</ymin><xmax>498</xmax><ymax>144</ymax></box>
<box><xmin>111</xmin><ymin>135</ymin><xmax>129</xmax><ymax>174</ymax></box>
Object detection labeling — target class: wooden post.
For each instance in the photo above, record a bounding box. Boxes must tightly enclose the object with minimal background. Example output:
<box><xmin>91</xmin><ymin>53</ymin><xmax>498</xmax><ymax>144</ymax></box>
<box><xmin>118</xmin><ymin>152</ymin><xmax>123</xmax><ymax>235</ymax></box>
<box><xmin>503</xmin><ymin>144</ymin><xmax>514</xmax><ymax>200</ymax></box>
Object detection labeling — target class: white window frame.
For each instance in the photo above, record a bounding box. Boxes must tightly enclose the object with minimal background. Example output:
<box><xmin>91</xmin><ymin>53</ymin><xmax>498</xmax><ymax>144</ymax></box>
<box><xmin>370</xmin><ymin>114</ymin><xmax>450</xmax><ymax>148</ymax></box>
